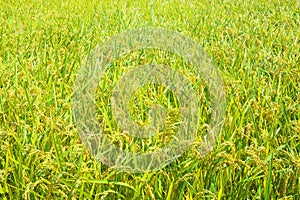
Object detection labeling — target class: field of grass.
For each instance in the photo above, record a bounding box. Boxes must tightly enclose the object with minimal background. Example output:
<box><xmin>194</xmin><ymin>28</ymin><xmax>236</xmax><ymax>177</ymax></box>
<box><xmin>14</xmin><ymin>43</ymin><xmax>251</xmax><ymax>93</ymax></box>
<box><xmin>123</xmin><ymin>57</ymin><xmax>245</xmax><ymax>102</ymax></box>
<box><xmin>0</xmin><ymin>0</ymin><xmax>299</xmax><ymax>199</ymax></box>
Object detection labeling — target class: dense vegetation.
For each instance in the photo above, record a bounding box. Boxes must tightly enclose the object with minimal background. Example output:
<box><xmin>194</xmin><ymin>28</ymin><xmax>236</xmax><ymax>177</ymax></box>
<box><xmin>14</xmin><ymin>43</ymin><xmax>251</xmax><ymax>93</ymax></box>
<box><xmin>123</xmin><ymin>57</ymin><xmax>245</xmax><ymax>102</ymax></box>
<box><xmin>0</xmin><ymin>0</ymin><xmax>299</xmax><ymax>199</ymax></box>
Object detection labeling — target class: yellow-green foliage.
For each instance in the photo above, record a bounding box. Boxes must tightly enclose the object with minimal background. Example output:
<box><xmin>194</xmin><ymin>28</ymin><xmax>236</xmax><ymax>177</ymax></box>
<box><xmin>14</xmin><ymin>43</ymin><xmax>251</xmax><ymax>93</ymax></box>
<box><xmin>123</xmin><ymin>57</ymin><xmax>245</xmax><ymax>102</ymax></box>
<box><xmin>0</xmin><ymin>0</ymin><xmax>299</xmax><ymax>199</ymax></box>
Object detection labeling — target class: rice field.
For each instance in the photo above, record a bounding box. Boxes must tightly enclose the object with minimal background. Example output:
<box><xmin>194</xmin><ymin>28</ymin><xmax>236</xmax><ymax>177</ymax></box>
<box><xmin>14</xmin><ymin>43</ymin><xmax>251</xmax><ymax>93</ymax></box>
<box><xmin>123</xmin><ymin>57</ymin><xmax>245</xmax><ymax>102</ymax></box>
<box><xmin>0</xmin><ymin>0</ymin><xmax>299</xmax><ymax>199</ymax></box>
